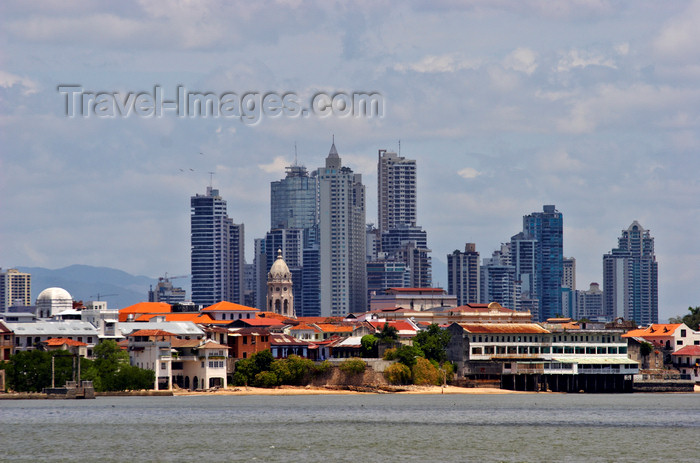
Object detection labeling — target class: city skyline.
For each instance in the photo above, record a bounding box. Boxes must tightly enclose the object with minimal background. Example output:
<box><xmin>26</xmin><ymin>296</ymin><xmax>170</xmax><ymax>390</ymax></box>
<box><xmin>2</xmin><ymin>2</ymin><xmax>699</xmax><ymax>322</ymax></box>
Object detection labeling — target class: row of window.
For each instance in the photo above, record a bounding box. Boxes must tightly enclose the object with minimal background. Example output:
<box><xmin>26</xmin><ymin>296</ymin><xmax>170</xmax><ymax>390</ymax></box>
<box><xmin>471</xmin><ymin>334</ymin><xmax>620</xmax><ymax>343</ymax></box>
<box><xmin>472</xmin><ymin>345</ymin><xmax>627</xmax><ymax>355</ymax></box>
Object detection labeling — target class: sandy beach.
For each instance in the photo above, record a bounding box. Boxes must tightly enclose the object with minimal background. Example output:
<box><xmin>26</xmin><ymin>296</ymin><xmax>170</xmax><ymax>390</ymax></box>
<box><xmin>171</xmin><ymin>385</ymin><xmax>536</xmax><ymax>396</ymax></box>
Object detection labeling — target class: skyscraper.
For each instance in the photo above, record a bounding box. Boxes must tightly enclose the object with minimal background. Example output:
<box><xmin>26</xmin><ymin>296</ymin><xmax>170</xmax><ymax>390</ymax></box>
<box><xmin>522</xmin><ymin>205</ymin><xmax>563</xmax><ymax>321</ymax></box>
<box><xmin>603</xmin><ymin>221</ymin><xmax>658</xmax><ymax>324</ymax></box>
<box><xmin>190</xmin><ymin>187</ymin><xmax>245</xmax><ymax>307</ymax></box>
<box><xmin>270</xmin><ymin>163</ymin><xmax>318</xmax><ymax>244</ymax></box>
<box><xmin>317</xmin><ymin>141</ymin><xmax>367</xmax><ymax>315</ymax></box>
<box><xmin>480</xmin><ymin>245</ymin><xmax>520</xmax><ymax>311</ymax></box>
<box><xmin>447</xmin><ymin>243</ymin><xmax>480</xmax><ymax>306</ymax></box>
<box><xmin>0</xmin><ymin>268</ymin><xmax>31</xmax><ymax>312</ymax></box>
<box><xmin>378</xmin><ymin>149</ymin><xmax>416</xmax><ymax>233</ymax></box>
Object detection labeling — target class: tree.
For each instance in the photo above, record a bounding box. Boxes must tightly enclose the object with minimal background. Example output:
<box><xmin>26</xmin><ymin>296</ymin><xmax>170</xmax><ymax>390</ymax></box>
<box><xmin>413</xmin><ymin>324</ymin><xmax>451</xmax><ymax>364</ymax></box>
<box><xmin>412</xmin><ymin>357</ymin><xmax>440</xmax><ymax>386</ymax></box>
<box><xmin>384</xmin><ymin>362</ymin><xmax>411</xmax><ymax>385</ymax></box>
<box><xmin>360</xmin><ymin>334</ymin><xmax>378</xmax><ymax>358</ymax></box>
<box><xmin>377</xmin><ymin>322</ymin><xmax>398</xmax><ymax>344</ymax></box>
<box><xmin>339</xmin><ymin>358</ymin><xmax>366</xmax><ymax>375</ymax></box>
<box><xmin>394</xmin><ymin>344</ymin><xmax>423</xmax><ymax>368</ymax></box>
<box><xmin>670</xmin><ymin>306</ymin><xmax>700</xmax><ymax>331</ymax></box>
<box><xmin>233</xmin><ymin>350</ymin><xmax>275</xmax><ymax>386</ymax></box>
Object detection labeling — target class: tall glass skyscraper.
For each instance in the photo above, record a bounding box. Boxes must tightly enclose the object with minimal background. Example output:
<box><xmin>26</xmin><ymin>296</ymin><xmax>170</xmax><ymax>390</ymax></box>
<box><xmin>521</xmin><ymin>205</ymin><xmax>563</xmax><ymax>321</ymax></box>
<box><xmin>447</xmin><ymin>243</ymin><xmax>480</xmax><ymax>306</ymax></box>
<box><xmin>603</xmin><ymin>221</ymin><xmax>658</xmax><ymax>324</ymax></box>
<box><xmin>190</xmin><ymin>187</ymin><xmax>245</xmax><ymax>307</ymax></box>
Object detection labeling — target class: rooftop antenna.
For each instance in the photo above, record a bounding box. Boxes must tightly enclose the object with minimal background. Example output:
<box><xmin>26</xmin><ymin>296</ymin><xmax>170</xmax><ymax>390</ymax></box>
<box><xmin>332</xmin><ymin>134</ymin><xmax>335</xmax><ymax>144</ymax></box>
<box><xmin>208</xmin><ymin>171</ymin><xmax>215</xmax><ymax>188</ymax></box>
<box><xmin>294</xmin><ymin>142</ymin><xmax>298</xmax><ymax>166</ymax></box>
<box><xmin>398</xmin><ymin>139</ymin><xmax>401</xmax><ymax>156</ymax></box>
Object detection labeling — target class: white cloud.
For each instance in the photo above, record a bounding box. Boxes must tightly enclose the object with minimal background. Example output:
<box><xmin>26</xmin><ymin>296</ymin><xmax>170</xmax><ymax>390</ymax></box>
<box><xmin>0</xmin><ymin>70</ymin><xmax>39</xmax><ymax>95</ymax></box>
<box><xmin>653</xmin><ymin>0</ymin><xmax>700</xmax><ymax>62</ymax></box>
<box><xmin>457</xmin><ymin>167</ymin><xmax>480</xmax><ymax>179</ymax></box>
<box><xmin>503</xmin><ymin>47</ymin><xmax>538</xmax><ymax>75</ymax></box>
<box><xmin>257</xmin><ymin>156</ymin><xmax>290</xmax><ymax>174</ymax></box>
<box><xmin>556</xmin><ymin>49</ymin><xmax>617</xmax><ymax>72</ymax></box>
<box><xmin>394</xmin><ymin>54</ymin><xmax>481</xmax><ymax>73</ymax></box>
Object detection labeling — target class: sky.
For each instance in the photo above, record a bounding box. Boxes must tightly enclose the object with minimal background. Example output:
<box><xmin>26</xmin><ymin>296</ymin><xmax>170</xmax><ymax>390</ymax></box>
<box><xmin>1</xmin><ymin>1</ymin><xmax>699</xmax><ymax>321</ymax></box>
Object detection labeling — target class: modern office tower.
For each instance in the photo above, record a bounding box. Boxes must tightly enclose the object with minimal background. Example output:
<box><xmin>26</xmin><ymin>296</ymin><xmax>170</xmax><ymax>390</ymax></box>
<box><xmin>381</xmin><ymin>225</ymin><xmax>432</xmax><ymax>287</ymax></box>
<box><xmin>603</xmin><ymin>221</ymin><xmax>658</xmax><ymax>324</ymax></box>
<box><xmin>317</xmin><ymin>141</ymin><xmax>367</xmax><ymax>316</ymax></box>
<box><xmin>148</xmin><ymin>278</ymin><xmax>186</xmax><ymax>304</ymax></box>
<box><xmin>253</xmin><ymin>238</ymin><xmax>267</xmax><ymax>310</ymax></box>
<box><xmin>366</xmin><ymin>259</ymin><xmax>411</xmax><ymax>306</ymax></box>
<box><xmin>447</xmin><ymin>243</ymin><xmax>480</xmax><ymax>306</ymax></box>
<box><xmin>510</xmin><ymin>231</ymin><xmax>538</xmax><ymax>312</ymax></box>
<box><xmin>377</xmin><ymin>149</ymin><xmax>417</xmax><ymax>234</ymax></box>
<box><xmin>480</xmin><ymin>254</ymin><xmax>520</xmax><ymax>311</ymax></box>
<box><xmin>190</xmin><ymin>186</ymin><xmax>245</xmax><ymax>307</ymax></box>
<box><xmin>271</xmin><ymin>164</ymin><xmax>318</xmax><ymax>242</ymax></box>
<box><xmin>301</xmin><ymin>245</ymin><xmax>321</xmax><ymax>317</ymax></box>
<box><xmin>243</xmin><ymin>263</ymin><xmax>256</xmax><ymax>308</ymax></box>
<box><xmin>0</xmin><ymin>268</ymin><xmax>31</xmax><ymax>311</ymax></box>
<box><xmin>576</xmin><ymin>282</ymin><xmax>604</xmax><ymax>320</ymax></box>
<box><xmin>521</xmin><ymin>205</ymin><xmax>563</xmax><ymax>321</ymax></box>
<box><xmin>366</xmin><ymin>224</ymin><xmax>380</xmax><ymax>261</ymax></box>
<box><xmin>563</xmin><ymin>257</ymin><xmax>576</xmax><ymax>291</ymax></box>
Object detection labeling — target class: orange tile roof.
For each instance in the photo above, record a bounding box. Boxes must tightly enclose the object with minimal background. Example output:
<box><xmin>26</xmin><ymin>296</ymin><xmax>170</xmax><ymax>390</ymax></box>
<box><xmin>202</xmin><ymin>301</ymin><xmax>259</xmax><ymax>312</ymax></box>
<box><xmin>289</xmin><ymin>323</ymin><xmax>321</xmax><ymax>332</ymax></box>
<box><xmin>135</xmin><ymin>312</ymin><xmax>219</xmax><ymax>324</ymax></box>
<box><xmin>44</xmin><ymin>338</ymin><xmax>87</xmax><ymax>347</ymax></box>
<box><xmin>233</xmin><ymin>318</ymin><xmax>286</xmax><ymax>327</ymax></box>
<box><xmin>316</xmin><ymin>324</ymin><xmax>353</xmax><ymax>333</ymax></box>
<box><xmin>128</xmin><ymin>329</ymin><xmax>178</xmax><ymax>337</ymax></box>
<box><xmin>457</xmin><ymin>323</ymin><xmax>550</xmax><ymax>334</ymax></box>
<box><xmin>622</xmin><ymin>324</ymin><xmax>682</xmax><ymax>338</ymax></box>
<box><xmin>369</xmin><ymin>321</ymin><xmax>416</xmax><ymax>332</ymax></box>
<box><xmin>119</xmin><ymin>302</ymin><xmax>172</xmax><ymax>322</ymax></box>
<box><xmin>295</xmin><ymin>316</ymin><xmax>344</xmax><ymax>324</ymax></box>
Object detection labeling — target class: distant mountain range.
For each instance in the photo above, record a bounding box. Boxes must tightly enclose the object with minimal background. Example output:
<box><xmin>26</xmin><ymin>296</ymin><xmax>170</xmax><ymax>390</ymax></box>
<box><xmin>16</xmin><ymin>264</ymin><xmax>160</xmax><ymax>309</ymax></box>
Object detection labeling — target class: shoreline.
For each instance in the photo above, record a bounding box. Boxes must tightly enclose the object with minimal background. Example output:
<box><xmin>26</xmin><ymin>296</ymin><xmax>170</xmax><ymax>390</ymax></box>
<box><xmin>2</xmin><ymin>384</ymin><xmax>697</xmax><ymax>399</ymax></box>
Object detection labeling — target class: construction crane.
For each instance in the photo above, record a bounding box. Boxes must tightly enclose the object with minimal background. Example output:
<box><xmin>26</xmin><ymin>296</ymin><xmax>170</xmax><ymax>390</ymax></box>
<box><xmin>89</xmin><ymin>293</ymin><xmax>118</xmax><ymax>301</ymax></box>
<box><xmin>161</xmin><ymin>273</ymin><xmax>189</xmax><ymax>282</ymax></box>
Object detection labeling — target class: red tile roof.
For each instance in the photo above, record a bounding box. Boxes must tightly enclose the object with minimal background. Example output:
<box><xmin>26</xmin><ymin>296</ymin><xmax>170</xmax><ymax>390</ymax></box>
<box><xmin>44</xmin><ymin>338</ymin><xmax>87</xmax><ymax>347</ymax></box>
<box><xmin>233</xmin><ymin>318</ymin><xmax>285</xmax><ymax>327</ymax></box>
<box><xmin>368</xmin><ymin>320</ymin><xmax>416</xmax><ymax>333</ymax></box>
<box><xmin>671</xmin><ymin>345</ymin><xmax>700</xmax><ymax>356</ymax></box>
<box><xmin>289</xmin><ymin>323</ymin><xmax>321</xmax><ymax>332</ymax></box>
<box><xmin>316</xmin><ymin>324</ymin><xmax>353</xmax><ymax>333</ymax></box>
<box><xmin>202</xmin><ymin>301</ymin><xmax>259</xmax><ymax>312</ymax></box>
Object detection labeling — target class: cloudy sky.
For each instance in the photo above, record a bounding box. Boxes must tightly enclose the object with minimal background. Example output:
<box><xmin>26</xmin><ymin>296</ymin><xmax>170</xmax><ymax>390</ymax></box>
<box><xmin>1</xmin><ymin>1</ymin><xmax>699</xmax><ymax>320</ymax></box>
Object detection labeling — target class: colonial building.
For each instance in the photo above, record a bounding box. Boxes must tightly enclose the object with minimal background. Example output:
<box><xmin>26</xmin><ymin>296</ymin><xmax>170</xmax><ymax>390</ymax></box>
<box><xmin>267</xmin><ymin>250</ymin><xmax>295</xmax><ymax>318</ymax></box>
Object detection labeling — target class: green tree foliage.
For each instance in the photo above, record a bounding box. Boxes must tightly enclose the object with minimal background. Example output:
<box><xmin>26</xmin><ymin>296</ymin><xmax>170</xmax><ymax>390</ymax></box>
<box><xmin>5</xmin><ymin>341</ymin><xmax>153</xmax><ymax>392</ymax></box>
<box><xmin>360</xmin><ymin>334</ymin><xmax>379</xmax><ymax>358</ymax></box>
<box><xmin>253</xmin><ymin>371</ymin><xmax>280</xmax><ymax>388</ymax></box>
<box><xmin>338</xmin><ymin>358</ymin><xmax>366</xmax><ymax>375</ymax></box>
<box><xmin>394</xmin><ymin>344</ymin><xmax>423</xmax><ymax>368</ymax></box>
<box><xmin>377</xmin><ymin>322</ymin><xmax>399</xmax><ymax>344</ymax></box>
<box><xmin>271</xmin><ymin>355</ymin><xmax>315</xmax><ymax>385</ymax></box>
<box><xmin>412</xmin><ymin>357</ymin><xmax>440</xmax><ymax>386</ymax></box>
<box><xmin>313</xmin><ymin>360</ymin><xmax>332</xmax><ymax>375</ymax></box>
<box><xmin>384</xmin><ymin>362</ymin><xmax>412</xmax><ymax>385</ymax></box>
<box><xmin>639</xmin><ymin>341</ymin><xmax>654</xmax><ymax>357</ymax></box>
<box><xmin>233</xmin><ymin>350</ymin><xmax>275</xmax><ymax>386</ymax></box>
<box><xmin>413</xmin><ymin>324</ymin><xmax>452</xmax><ymax>364</ymax></box>
<box><xmin>670</xmin><ymin>306</ymin><xmax>700</xmax><ymax>331</ymax></box>
<box><xmin>383</xmin><ymin>347</ymin><xmax>398</xmax><ymax>361</ymax></box>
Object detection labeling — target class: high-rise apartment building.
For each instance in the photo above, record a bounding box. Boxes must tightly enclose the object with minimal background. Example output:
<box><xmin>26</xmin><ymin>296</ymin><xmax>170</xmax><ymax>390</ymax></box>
<box><xmin>576</xmin><ymin>282</ymin><xmax>604</xmax><ymax>320</ymax></box>
<box><xmin>480</xmin><ymin>243</ymin><xmax>520</xmax><ymax>311</ymax></box>
<box><xmin>270</xmin><ymin>164</ymin><xmax>318</xmax><ymax>245</ymax></box>
<box><xmin>0</xmin><ymin>268</ymin><xmax>31</xmax><ymax>311</ymax></box>
<box><xmin>447</xmin><ymin>243</ymin><xmax>480</xmax><ymax>306</ymax></box>
<box><xmin>190</xmin><ymin>187</ymin><xmax>245</xmax><ymax>307</ymax></box>
<box><xmin>603</xmin><ymin>221</ymin><xmax>658</xmax><ymax>324</ymax></box>
<box><xmin>522</xmin><ymin>205</ymin><xmax>563</xmax><ymax>321</ymax></box>
<box><xmin>377</xmin><ymin>149</ymin><xmax>416</xmax><ymax>233</ymax></box>
<box><xmin>317</xmin><ymin>142</ymin><xmax>367</xmax><ymax>316</ymax></box>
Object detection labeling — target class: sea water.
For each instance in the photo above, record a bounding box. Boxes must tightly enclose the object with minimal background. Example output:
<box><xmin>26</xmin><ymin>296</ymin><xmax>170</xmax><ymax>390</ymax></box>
<box><xmin>1</xmin><ymin>393</ymin><xmax>698</xmax><ymax>462</ymax></box>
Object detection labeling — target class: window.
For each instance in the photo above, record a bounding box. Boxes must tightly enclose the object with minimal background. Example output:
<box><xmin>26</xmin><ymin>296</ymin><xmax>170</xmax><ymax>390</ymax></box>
<box><xmin>680</xmin><ymin>329</ymin><xmax>686</xmax><ymax>337</ymax></box>
<box><xmin>677</xmin><ymin>340</ymin><xmax>683</xmax><ymax>346</ymax></box>
<box><xmin>161</xmin><ymin>362</ymin><xmax>167</xmax><ymax>370</ymax></box>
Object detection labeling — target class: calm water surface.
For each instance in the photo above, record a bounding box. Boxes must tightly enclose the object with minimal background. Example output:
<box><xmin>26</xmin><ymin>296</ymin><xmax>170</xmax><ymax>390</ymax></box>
<box><xmin>1</xmin><ymin>393</ymin><xmax>698</xmax><ymax>462</ymax></box>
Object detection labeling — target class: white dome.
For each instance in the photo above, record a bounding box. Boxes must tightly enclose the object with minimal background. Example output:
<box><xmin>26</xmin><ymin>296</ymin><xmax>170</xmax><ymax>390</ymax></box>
<box><xmin>268</xmin><ymin>249</ymin><xmax>291</xmax><ymax>281</ymax></box>
<box><xmin>37</xmin><ymin>287</ymin><xmax>73</xmax><ymax>301</ymax></box>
